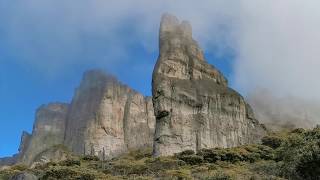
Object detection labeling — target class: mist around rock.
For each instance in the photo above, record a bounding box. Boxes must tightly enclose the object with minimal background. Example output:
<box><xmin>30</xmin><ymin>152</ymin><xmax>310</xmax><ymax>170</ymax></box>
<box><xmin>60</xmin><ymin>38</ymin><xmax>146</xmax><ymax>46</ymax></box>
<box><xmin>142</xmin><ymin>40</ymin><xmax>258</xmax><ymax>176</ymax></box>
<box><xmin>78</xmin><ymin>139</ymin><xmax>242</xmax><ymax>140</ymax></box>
<box><xmin>1</xmin><ymin>1</ymin><xmax>319</xmax><ymax>132</ymax></box>
<box><xmin>0</xmin><ymin>14</ymin><xmax>267</xmax><ymax>169</ymax></box>
<box><xmin>1</xmin><ymin>1</ymin><xmax>320</xmax><ymax>179</ymax></box>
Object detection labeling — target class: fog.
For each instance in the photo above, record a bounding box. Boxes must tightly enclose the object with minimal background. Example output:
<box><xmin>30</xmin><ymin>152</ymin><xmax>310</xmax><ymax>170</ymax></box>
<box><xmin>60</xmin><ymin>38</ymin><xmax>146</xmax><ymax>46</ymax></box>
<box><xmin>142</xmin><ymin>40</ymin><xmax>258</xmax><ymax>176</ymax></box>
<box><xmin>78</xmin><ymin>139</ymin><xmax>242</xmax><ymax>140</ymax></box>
<box><xmin>1</xmin><ymin>0</ymin><xmax>320</xmax><ymax>128</ymax></box>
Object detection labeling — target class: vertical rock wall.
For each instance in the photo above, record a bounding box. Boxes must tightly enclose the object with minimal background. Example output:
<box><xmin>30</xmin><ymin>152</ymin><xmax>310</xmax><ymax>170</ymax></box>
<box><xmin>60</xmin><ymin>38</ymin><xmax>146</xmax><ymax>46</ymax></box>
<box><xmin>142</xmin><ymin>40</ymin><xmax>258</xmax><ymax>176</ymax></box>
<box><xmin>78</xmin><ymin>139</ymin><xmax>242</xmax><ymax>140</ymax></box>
<box><xmin>64</xmin><ymin>70</ymin><xmax>155</xmax><ymax>159</ymax></box>
<box><xmin>152</xmin><ymin>14</ymin><xmax>266</xmax><ymax>156</ymax></box>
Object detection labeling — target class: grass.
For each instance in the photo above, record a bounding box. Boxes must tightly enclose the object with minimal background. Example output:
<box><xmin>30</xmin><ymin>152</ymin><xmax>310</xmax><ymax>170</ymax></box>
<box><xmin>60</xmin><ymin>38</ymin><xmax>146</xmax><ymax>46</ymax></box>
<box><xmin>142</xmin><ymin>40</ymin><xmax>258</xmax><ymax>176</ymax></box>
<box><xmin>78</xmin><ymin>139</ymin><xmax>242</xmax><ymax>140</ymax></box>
<box><xmin>1</xmin><ymin>127</ymin><xmax>319</xmax><ymax>179</ymax></box>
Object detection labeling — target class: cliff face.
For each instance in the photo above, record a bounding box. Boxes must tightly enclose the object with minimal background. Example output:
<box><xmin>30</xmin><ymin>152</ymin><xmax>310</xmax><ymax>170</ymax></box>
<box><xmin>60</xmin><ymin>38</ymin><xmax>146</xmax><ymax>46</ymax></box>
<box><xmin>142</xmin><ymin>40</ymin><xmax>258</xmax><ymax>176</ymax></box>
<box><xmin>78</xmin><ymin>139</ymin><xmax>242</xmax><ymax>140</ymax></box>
<box><xmin>18</xmin><ymin>103</ymin><xmax>69</xmax><ymax>165</ymax></box>
<box><xmin>152</xmin><ymin>14</ymin><xmax>266</xmax><ymax>156</ymax></box>
<box><xmin>1</xmin><ymin>14</ymin><xmax>268</xmax><ymax>167</ymax></box>
<box><xmin>64</xmin><ymin>70</ymin><xmax>155</xmax><ymax>159</ymax></box>
<box><xmin>1</xmin><ymin>70</ymin><xmax>156</xmax><ymax>167</ymax></box>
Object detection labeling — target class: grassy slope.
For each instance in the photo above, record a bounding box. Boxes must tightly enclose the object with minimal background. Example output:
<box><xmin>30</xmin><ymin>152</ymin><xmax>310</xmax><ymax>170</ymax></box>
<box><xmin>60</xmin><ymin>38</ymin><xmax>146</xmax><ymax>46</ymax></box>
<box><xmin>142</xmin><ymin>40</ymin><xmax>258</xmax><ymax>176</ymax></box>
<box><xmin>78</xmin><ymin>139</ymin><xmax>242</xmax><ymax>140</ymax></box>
<box><xmin>1</xmin><ymin>127</ymin><xmax>319</xmax><ymax>180</ymax></box>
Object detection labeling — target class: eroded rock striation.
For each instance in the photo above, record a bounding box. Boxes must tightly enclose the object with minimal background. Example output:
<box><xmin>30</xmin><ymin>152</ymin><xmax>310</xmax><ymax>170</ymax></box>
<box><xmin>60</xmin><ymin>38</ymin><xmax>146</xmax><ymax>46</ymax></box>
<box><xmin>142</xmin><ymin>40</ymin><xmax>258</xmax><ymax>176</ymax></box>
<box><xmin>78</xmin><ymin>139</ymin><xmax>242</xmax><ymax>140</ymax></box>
<box><xmin>64</xmin><ymin>70</ymin><xmax>155</xmax><ymax>159</ymax></box>
<box><xmin>152</xmin><ymin>14</ymin><xmax>266</xmax><ymax>156</ymax></box>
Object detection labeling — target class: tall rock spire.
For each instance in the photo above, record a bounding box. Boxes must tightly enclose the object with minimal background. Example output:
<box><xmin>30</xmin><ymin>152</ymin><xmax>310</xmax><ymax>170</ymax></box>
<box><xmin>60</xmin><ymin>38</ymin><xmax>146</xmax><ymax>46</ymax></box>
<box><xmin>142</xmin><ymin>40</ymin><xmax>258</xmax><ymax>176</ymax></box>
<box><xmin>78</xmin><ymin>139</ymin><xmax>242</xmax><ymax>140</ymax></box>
<box><xmin>152</xmin><ymin>14</ymin><xmax>266</xmax><ymax>156</ymax></box>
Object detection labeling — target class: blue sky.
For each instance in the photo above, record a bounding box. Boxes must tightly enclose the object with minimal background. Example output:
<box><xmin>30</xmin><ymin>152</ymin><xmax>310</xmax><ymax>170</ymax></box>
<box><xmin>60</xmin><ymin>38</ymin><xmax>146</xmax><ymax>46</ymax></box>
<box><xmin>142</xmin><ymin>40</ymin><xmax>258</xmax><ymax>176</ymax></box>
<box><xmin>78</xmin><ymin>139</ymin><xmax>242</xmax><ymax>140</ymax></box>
<box><xmin>2</xmin><ymin>0</ymin><xmax>320</xmax><ymax>158</ymax></box>
<box><xmin>0</xmin><ymin>13</ymin><xmax>234</xmax><ymax>157</ymax></box>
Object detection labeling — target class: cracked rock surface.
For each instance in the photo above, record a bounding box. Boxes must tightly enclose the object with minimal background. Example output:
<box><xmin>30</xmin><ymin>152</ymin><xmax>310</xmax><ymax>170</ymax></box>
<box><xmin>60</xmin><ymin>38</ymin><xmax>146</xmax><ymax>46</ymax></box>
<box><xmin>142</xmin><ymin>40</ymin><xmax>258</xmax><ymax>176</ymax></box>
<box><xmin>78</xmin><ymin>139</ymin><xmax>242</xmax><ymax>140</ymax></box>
<box><xmin>152</xmin><ymin>14</ymin><xmax>266</xmax><ymax>156</ymax></box>
<box><xmin>64</xmin><ymin>70</ymin><xmax>155</xmax><ymax>159</ymax></box>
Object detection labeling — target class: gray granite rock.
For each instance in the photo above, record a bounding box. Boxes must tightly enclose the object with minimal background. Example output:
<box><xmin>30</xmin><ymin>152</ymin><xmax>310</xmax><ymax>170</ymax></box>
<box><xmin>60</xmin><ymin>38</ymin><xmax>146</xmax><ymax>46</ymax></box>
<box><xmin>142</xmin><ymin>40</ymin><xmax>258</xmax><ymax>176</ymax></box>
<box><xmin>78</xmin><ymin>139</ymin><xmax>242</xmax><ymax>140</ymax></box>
<box><xmin>10</xmin><ymin>172</ymin><xmax>38</xmax><ymax>180</ymax></box>
<box><xmin>18</xmin><ymin>103</ymin><xmax>69</xmax><ymax>165</ymax></box>
<box><xmin>152</xmin><ymin>14</ymin><xmax>266</xmax><ymax>156</ymax></box>
<box><xmin>64</xmin><ymin>70</ymin><xmax>155</xmax><ymax>159</ymax></box>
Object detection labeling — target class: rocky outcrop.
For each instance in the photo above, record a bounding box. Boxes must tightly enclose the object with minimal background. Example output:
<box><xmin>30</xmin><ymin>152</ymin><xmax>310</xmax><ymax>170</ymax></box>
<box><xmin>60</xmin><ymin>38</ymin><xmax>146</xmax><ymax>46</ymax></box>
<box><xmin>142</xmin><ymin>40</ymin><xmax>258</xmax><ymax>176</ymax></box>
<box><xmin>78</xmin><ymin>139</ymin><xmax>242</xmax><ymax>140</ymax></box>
<box><xmin>1</xmin><ymin>14</ymin><xmax>268</xmax><ymax>166</ymax></box>
<box><xmin>0</xmin><ymin>132</ymin><xmax>31</xmax><ymax>167</ymax></box>
<box><xmin>18</xmin><ymin>103</ymin><xmax>69</xmax><ymax>165</ymax></box>
<box><xmin>0</xmin><ymin>155</ymin><xmax>18</xmax><ymax>167</ymax></box>
<box><xmin>1</xmin><ymin>70</ymin><xmax>156</xmax><ymax>167</ymax></box>
<box><xmin>64</xmin><ymin>70</ymin><xmax>155</xmax><ymax>159</ymax></box>
<box><xmin>152</xmin><ymin>14</ymin><xmax>266</xmax><ymax>156</ymax></box>
<box><xmin>10</xmin><ymin>172</ymin><xmax>38</xmax><ymax>180</ymax></box>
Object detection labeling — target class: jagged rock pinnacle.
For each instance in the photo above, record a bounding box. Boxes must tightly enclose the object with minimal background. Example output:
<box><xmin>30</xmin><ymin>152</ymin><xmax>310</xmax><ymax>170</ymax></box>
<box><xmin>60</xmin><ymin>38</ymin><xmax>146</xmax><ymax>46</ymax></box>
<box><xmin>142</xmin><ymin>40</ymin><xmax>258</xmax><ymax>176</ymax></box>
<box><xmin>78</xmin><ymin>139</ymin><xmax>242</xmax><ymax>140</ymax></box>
<box><xmin>160</xmin><ymin>13</ymin><xmax>192</xmax><ymax>39</ymax></box>
<box><xmin>152</xmin><ymin>14</ymin><xmax>266</xmax><ymax>156</ymax></box>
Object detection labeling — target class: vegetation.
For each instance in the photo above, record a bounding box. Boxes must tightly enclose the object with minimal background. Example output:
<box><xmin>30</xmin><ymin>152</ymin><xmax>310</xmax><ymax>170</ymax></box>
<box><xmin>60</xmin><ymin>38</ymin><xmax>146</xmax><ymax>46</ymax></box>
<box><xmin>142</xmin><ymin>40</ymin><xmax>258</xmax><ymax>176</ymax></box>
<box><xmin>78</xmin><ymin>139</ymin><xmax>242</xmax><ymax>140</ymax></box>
<box><xmin>1</xmin><ymin>127</ymin><xmax>319</xmax><ymax>179</ymax></box>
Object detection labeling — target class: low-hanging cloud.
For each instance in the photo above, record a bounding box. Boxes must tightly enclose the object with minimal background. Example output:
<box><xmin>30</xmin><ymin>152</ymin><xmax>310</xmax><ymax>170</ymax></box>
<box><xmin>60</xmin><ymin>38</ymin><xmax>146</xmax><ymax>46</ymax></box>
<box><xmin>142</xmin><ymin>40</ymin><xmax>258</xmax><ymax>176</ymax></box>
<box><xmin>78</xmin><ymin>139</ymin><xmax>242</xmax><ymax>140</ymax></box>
<box><xmin>1</xmin><ymin>0</ymin><xmax>320</xmax><ymax>128</ymax></box>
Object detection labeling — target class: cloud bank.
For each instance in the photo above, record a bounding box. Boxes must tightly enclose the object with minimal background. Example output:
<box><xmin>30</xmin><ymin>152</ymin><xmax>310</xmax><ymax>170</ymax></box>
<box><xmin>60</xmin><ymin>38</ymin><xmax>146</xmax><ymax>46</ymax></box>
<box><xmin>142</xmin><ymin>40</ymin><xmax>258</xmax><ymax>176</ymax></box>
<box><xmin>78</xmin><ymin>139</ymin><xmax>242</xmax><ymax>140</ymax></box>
<box><xmin>1</xmin><ymin>0</ymin><xmax>320</xmax><ymax>128</ymax></box>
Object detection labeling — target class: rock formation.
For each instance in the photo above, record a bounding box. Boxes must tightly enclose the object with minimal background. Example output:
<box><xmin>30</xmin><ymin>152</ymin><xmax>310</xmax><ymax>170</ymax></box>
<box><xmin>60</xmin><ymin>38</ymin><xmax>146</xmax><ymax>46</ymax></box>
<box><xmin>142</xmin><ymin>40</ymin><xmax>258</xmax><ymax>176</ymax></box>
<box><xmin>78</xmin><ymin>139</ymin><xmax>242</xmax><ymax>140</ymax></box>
<box><xmin>18</xmin><ymin>103</ymin><xmax>69</xmax><ymax>165</ymax></box>
<box><xmin>64</xmin><ymin>70</ymin><xmax>155</xmax><ymax>159</ymax></box>
<box><xmin>1</xmin><ymin>14</ymin><xmax>267</xmax><ymax>168</ymax></box>
<box><xmin>1</xmin><ymin>70</ymin><xmax>156</xmax><ymax>166</ymax></box>
<box><xmin>152</xmin><ymin>14</ymin><xmax>266</xmax><ymax>156</ymax></box>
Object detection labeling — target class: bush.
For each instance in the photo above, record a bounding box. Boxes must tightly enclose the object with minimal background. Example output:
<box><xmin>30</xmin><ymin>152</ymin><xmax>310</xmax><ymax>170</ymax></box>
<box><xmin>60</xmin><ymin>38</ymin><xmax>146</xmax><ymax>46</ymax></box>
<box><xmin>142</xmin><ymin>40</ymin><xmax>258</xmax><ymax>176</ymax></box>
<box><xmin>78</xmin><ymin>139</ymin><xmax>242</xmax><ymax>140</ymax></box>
<box><xmin>147</xmin><ymin>157</ymin><xmax>186</xmax><ymax>171</ymax></box>
<box><xmin>81</xmin><ymin>155</ymin><xmax>100</xmax><ymax>161</ymax></box>
<box><xmin>42</xmin><ymin>168</ymin><xmax>78</xmax><ymax>179</ymax></box>
<box><xmin>176</xmin><ymin>150</ymin><xmax>195</xmax><ymax>156</ymax></box>
<box><xmin>163</xmin><ymin>169</ymin><xmax>192</xmax><ymax>180</ymax></box>
<box><xmin>59</xmin><ymin>159</ymin><xmax>81</xmax><ymax>166</ymax></box>
<box><xmin>10</xmin><ymin>164</ymin><xmax>29</xmax><ymax>171</ymax></box>
<box><xmin>243</xmin><ymin>145</ymin><xmax>274</xmax><ymax>161</ymax></box>
<box><xmin>261</xmin><ymin>135</ymin><xmax>284</xmax><ymax>149</ymax></box>
<box><xmin>291</xmin><ymin>128</ymin><xmax>305</xmax><ymax>134</ymax></box>
<box><xmin>177</xmin><ymin>155</ymin><xmax>203</xmax><ymax>165</ymax></box>
<box><xmin>224</xmin><ymin>149</ymin><xmax>244</xmax><ymax>162</ymax></box>
<box><xmin>76</xmin><ymin>173</ymin><xmax>95</xmax><ymax>180</ymax></box>
<box><xmin>251</xmin><ymin>161</ymin><xmax>282</xmax><ymax>177</ymax></box>
<box><xmin>197</xmin><ymin>149</ymin><xmax>223</xmax><ymax>163</ymax></box>
<box><xmin>197</xmin><ymin>145</ymin><xmax>274</xmax><ymax>163</ymax></box>
<box><xmin>111</xmin><ymin>159</ymin><xmax>148</xmax><ymax>175</ymax></box>
<box><xmin>205</xmin><ymin>171</ymin><xmax>233</xmax><ymax>180</ymax></box>
<box><xmin>277</xmin><ymin>127</ymin><xmax>320</xmax><ymax>179</ymax></box>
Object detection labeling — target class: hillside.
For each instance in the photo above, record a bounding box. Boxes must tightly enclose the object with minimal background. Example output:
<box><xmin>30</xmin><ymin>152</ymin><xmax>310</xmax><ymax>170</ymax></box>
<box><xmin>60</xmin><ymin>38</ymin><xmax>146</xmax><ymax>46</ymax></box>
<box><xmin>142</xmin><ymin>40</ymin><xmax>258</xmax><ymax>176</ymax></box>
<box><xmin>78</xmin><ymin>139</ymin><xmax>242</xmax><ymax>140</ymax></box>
<box><xmin>1</xmin><ymin>127</ymin><xmax>319</xmax><ymax>179</ymax></box>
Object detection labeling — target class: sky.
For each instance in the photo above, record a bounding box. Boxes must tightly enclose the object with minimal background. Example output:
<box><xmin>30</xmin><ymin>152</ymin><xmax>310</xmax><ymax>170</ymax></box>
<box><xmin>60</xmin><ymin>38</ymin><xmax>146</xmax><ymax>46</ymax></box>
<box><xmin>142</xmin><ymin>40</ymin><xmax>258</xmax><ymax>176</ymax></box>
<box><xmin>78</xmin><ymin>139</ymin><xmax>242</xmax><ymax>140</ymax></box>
<box><xmin>1</xmin><ymin>0</ymin><xmax>320</xmax><ymax>157</ymax></box>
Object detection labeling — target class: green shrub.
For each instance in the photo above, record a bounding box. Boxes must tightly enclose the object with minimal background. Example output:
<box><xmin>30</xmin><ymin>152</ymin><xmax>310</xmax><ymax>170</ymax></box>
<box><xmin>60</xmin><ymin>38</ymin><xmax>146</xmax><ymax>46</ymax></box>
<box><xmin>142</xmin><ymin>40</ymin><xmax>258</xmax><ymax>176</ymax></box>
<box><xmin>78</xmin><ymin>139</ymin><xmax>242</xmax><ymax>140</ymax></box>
<box><xmin>224</xmin><ymin>149</ymin><xmax>244</xmax><ymax>162</ymax></box>
<box><xmin>111</xmin><ymin>159</ymin><xmax>148</xmax><ymax>175</ymax></box>
<box><xmin>261</xmin><ymin>135</ymin><xmax>284</xmax><ymax>149</ymax></box>
<box><xmin>205</xmin><ymin>171</ymin><xmax>233</xmax><ymax>180</ymax></box>
<box><xmin>81</xmin><ymin>155</ymin><xmax>100</xmax><ymax>161</ymax></box>
<box><xmin>76</xmin><ymin>173</ymin><xmax>95</xmax><ymax>180</ymax></box>
<box><xmin>176</xmin><ymin>150</ymin><xmax>195</xmax><ymax>156</ymax></box>
<box><xmin>291</xmin><ymin>128</ymin><xmax>305</xmax><ymax>134</ymax></box>
<box><xmin>10</xmin><ymin>164</ymin><xmax>28</xmax><ymax>171</ymax></box>
<box><xmin>243</xmin><ymin>145</ymin><xmax>274</xmax><ymax>161</ymax></box>
<box><xmin>177</xmin><ymin>155</ymin><xmax>203</xmax><ymax>165</ymax></box>
<box><xmin>59</xmin><ymin>159</ymin><xmax>81</xmax><ymax>166</ymax></box>
<box><xmin>147</xmin><ymin>157</ymin><xmax>186</xmax><ymax>171</ymax></box>
<box><xmin>251</xmin><ymin>161</ymin><xmax>282</xmax><ymax>177</ymax></box>
<box><xmin>197</xmin><ymin>149</ymin><xmax>223</xmax><ymax>163</ymax></box>
<box><xmin>163</xmin><ymin>169</ymin><xmax>192</xmax><ymax>180</ymax></box>
<box><xmin>276</xmin><ymin>127</ymin><xmax>320</xmax><ymax>179</ymax></box>
<box><xmin>197</xmin><ymin>145</ymin><xmax>274</xmax><ymax>163</ymax></box>
<box><xmin>42</xmin><ymin>168</ymin><xmax>78</xmax><ymax>179</ymax></box>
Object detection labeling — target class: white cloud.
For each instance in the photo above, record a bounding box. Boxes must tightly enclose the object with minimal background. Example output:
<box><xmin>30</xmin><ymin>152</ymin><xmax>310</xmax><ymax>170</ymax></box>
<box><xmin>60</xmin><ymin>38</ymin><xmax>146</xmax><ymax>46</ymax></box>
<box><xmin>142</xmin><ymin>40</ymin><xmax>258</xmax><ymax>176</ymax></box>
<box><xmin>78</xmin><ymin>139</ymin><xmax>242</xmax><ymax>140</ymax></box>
<box><xmin>1</xmin><ymin>0</ymin><xmax>320</xmax><ymax>127</ymax></box>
